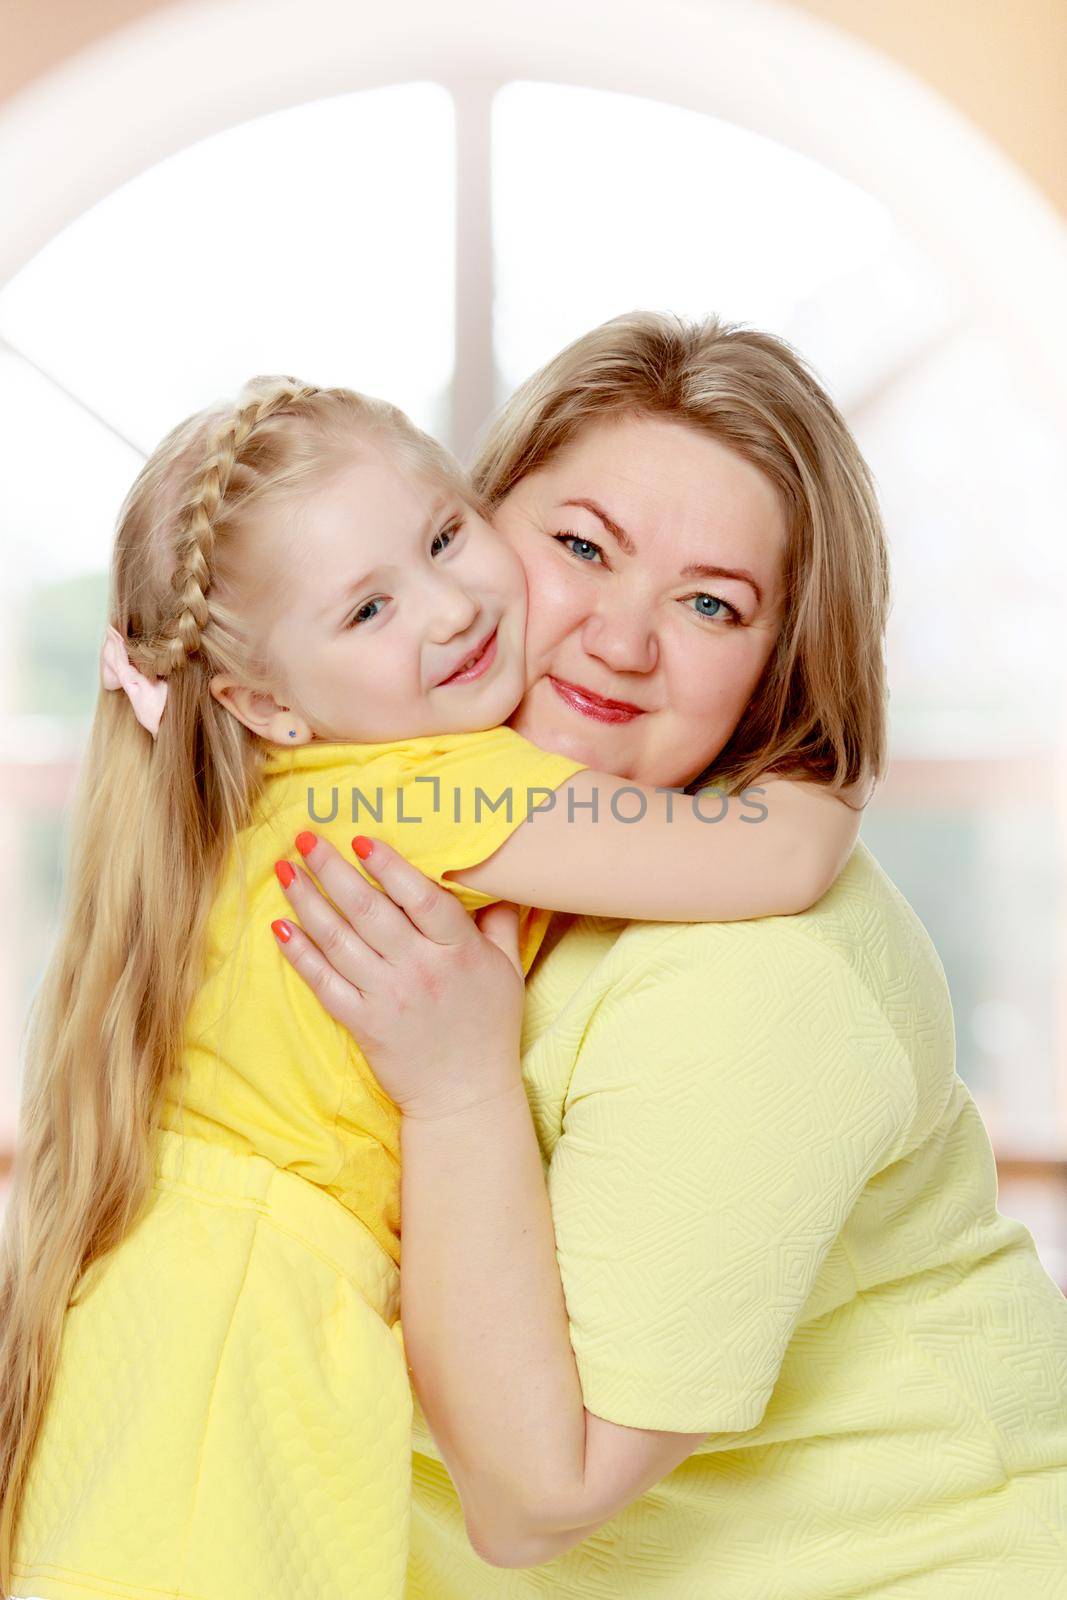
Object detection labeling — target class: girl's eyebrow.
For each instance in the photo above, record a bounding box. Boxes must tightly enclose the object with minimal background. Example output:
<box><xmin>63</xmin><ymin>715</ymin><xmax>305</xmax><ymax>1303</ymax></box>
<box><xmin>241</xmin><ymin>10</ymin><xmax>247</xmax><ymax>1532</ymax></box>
<box><xmin>558</xmin><ymin>496</ymin><xmax>763</xmax><ymax>605</ymax></box>
<box><xmin>324</xmin><ymin>565</ymin><xmax>387</xmax><ymax>620</ymax></box>
<box><xmin>319</xmin><ymin>495</ymin><xmax>458</xmax><ymax>620</ymax></box>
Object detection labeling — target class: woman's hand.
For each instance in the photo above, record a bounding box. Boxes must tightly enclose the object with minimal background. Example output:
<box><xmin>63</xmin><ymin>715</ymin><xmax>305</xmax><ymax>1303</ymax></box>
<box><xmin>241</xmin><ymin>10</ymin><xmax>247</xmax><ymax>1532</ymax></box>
<box><xmin>271</xmin><ymin>832</ymin><xmax>526</xmax><ymax>1120</ymax></box>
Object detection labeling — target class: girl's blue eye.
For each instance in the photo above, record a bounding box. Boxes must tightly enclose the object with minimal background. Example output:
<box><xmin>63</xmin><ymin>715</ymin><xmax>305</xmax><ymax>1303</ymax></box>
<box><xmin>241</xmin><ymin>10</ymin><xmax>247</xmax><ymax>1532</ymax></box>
<box><xmin>346</xmin><ymin>597</ymin><xmax>386</xmax><ymax>628</ymax></box>
<box><xmin>686</xmin><ymin>593</ymin><xmax>742</xmax><ymax>625</ymax></box>
<box><xmin>431</xmin><ymin>516</ymin><xmax>464</xmax><ymax>557</ymax></box>
<box><xmin>555</xmin><ymin>532</ymin><xmax>604</xmax><ymax>563</ymax></box>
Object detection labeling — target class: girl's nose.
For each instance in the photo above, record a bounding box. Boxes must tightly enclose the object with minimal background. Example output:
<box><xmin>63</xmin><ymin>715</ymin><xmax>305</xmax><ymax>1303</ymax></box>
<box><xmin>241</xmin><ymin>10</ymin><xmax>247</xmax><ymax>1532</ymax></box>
<box><xmin>581</xmin><ymin>606</ymin><xmax>659</xmax><ymax>675</ymax></box>
<box><xmin>426</xmin><ymin>574</ymin><xmax>480</xmax><ymax>642</ymax></box>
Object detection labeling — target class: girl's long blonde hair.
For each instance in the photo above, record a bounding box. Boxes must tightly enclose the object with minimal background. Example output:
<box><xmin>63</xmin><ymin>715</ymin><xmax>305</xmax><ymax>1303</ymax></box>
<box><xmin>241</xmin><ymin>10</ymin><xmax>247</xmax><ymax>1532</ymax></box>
<box><xmin>471</xmin><ymin>310</ymin><xmax>891</xmax><ymax>798</ymax></box>
<box><xmin>0</xmin><ymin>376</ymin><xmax>464</xmax><ymax>1583</ymax></box>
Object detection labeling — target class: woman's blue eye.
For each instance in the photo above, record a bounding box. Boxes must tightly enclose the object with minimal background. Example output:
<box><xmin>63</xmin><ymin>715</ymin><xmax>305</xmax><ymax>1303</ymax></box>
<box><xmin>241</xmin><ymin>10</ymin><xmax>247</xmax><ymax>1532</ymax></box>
<box><xmin>346</xmin><ymin>597</ymin><xmax>386</xmax><ymax>628</ymax></box>
<box><xmin>555</xmin><ymin>532</ymin><xmax>604</xmax><ymax>563</ymax></box>
<box><xmin>553</xmin><ymin>531</ymin><xmax>742</xmax><ymax>623</ymax></box>
<box><xmin>431</xmin><ymin>517</ymin><xmax>464</xmax><ymax>557</ymax></box>
<box><xmin>686</xmin><ymin>593</ymin><xmax>742</xmax><ymax>625</ymax></box>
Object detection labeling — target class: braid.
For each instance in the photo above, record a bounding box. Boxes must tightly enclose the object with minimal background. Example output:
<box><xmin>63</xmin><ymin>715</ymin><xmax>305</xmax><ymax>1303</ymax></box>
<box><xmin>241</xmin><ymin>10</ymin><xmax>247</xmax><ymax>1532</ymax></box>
<box><xmin>137</xmin><ymin>380</ymin><xmax>320</xmax><ymax>677</ymax></box>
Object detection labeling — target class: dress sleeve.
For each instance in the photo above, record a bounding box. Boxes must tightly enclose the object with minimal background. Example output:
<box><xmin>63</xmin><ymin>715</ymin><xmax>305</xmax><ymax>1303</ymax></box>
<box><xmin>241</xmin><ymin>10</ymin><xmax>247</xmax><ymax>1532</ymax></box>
<box><xmin>383</xmin><ymin>727</ymin><xmax>585</xmax><ymax>914</ymax></box>
<box><xmin>282</xmin><ymin>727</ymin><xmax>585</xmax><ymax>916</ymax></box>
<box><xmin>546</xmin><ymin>919</ymin><xmax>917</xmax><ymax>1435</ymax></box>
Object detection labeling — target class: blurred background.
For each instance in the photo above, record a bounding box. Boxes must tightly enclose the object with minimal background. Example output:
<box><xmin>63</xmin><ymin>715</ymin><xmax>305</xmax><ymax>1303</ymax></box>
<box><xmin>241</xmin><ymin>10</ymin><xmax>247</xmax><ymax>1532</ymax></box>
<box><xmin>1</xmin><ymin>0</ymin><xmax>1065</xmax><ymax>1281</ymax></box>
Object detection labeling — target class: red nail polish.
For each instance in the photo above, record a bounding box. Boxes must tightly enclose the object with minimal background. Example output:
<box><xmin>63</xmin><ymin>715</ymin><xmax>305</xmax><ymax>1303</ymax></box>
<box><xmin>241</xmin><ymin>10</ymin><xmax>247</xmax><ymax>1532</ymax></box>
<box><xmin>271</xmin><ymin>919</ymin><xmax>292</xmax><ymax>943</ymax></box>
<box><xmin>295</xmin><ymin>832</ymin><xmax>316</xmax><ymax>857</ymax></box>
<box><xmin>352</xmin><ymin>835</ymin><xmax>373</xmax><ymax>860</ymax></box>
<box><xmin>275</xmin><ymin>860</ymin><xmax>295</xmax><ymax>888</ymax></box>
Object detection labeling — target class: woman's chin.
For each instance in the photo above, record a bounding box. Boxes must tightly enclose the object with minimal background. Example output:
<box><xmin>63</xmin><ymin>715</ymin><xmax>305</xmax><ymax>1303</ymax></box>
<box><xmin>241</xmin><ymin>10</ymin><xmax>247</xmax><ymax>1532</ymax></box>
<box><xmin>509</xmin><ymin>686</ymin><xmax>632</xmax><ymax>772</ymax></box>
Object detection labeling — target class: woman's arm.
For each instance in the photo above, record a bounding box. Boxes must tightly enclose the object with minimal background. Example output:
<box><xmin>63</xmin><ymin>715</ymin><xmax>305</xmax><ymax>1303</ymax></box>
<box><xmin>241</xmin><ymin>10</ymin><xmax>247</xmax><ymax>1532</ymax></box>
<box><xmin>404</xmin><ymin>1080</ymin><xmax>711</xmax><ymax>1566</ymax></box>
<box><xmin>274</xmin><ymin>833</ymin><xmax>915</xmax><ymax>1569</ymax></box>
<box><xmin>450</xmin><ymin>771</ymin><xmax>865</xmax><ymax>921</ymax></box>
<box><xmin>271</xmin><ymin>835</ymin><xmax>709</xmax><ymax>1565</ymax></box>
<box><xmin>401</xmin><ymin>1081</ymin><xmax>708</xmax><ymax>1567</ymax></box>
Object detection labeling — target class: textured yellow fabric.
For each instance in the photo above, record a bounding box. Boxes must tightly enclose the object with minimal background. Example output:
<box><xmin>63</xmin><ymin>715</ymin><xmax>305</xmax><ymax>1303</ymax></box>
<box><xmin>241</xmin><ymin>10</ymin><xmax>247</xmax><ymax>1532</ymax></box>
<box><xmin>167</xmin><ymin>726</ymin><xmax>584</xmax><ymax>1266</ymax></box>
<box><xmin>11</xmin><ymin>728</ymin><xmax>585</xmax><ymax>1600</ymax></box>
<box><xmin>407</xmin><ymin>842</ymin><xmax>1067</xmax><ymax>1598</ymax></box>
<box><xmin>13</xmin><ymin>1134</ymin><xmax>411</xmax><ymax>1600</ymax></box>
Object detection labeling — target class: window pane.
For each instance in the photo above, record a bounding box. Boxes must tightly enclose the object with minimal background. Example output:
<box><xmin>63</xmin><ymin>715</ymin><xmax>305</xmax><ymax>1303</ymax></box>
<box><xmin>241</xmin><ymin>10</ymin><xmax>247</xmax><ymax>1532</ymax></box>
<box><xmin>861</xmin><ymin>789</ymin><xmax>1062</xmax><ymax>1157</ymax></box>
<box><xmin>0</xmin><ymin>84</ymin><xmax>456</xmax><ymax>448</ymax></box>
<box><xmin>0</xmin><ymin>352</ymin><xmax>142</xmax><ymax>598</ymax></box>
<box><xmin>492</xmin><ymin>80</ymin><xmax>901</xmax><ymax>395</ymax></box>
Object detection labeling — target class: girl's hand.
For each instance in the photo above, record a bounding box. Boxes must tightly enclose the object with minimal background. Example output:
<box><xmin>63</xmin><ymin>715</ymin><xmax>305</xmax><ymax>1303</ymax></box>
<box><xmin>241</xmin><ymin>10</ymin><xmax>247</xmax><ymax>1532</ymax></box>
<box><xmin>271</xmin><ymin>833</ymin><xmax>526</xmax><ymax>1121</ymax></box>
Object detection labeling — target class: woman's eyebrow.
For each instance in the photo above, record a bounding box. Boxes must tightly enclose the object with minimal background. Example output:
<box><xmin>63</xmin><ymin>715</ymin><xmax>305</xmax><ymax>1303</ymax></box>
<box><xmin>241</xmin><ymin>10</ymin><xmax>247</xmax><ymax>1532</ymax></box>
<box><xmin>559</xmin><ymin>497</ymin><xmax>636</xmax><ymax>553</ymax></box>
<box><xmin>679</xmin><ymin>560</ymin><xmax>763</xmax><ymax>606</ymax></box>
<box><xmin>558</xmin><ymin>496</ymin><xmax>763</xmax><ymax>605</ymax></box>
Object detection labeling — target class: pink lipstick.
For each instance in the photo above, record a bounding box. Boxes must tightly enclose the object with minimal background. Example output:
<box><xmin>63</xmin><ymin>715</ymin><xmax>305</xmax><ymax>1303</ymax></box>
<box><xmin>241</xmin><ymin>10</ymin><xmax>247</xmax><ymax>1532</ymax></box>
<box><xmin>548</xmin><ymin>675</ymin><xmax>645</xmax><ymax>724</ymax></box>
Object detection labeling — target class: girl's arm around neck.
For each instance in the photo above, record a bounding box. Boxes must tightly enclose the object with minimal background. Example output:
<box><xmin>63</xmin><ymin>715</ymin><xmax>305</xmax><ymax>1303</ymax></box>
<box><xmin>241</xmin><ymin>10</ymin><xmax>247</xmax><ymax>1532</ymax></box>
<box><xmin>450</xmin><ymin>770</ymin><xmax>863</xmax><ymax>921</ymax></box>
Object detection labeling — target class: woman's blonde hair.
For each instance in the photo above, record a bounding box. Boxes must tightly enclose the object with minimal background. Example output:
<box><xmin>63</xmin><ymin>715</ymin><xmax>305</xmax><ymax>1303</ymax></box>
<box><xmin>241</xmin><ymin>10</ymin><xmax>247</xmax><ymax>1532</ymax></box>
<box><xmin>472</xmin><ymin>310</ymin><xmax>890</xmax><ymax>798</ymax></box>
<box><xmin>0</xmin><ymin>375</ymin><xmax>463</xmax><ymax>1583</ymax></box>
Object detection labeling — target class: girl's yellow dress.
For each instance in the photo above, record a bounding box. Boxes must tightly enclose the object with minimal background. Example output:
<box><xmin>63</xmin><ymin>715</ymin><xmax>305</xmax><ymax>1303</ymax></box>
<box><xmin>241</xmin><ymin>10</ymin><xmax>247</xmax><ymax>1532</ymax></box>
<box><xmin>10</xmin><ymin>727</ymin><xmax>583</xmax><ymax>1600</ymax></box>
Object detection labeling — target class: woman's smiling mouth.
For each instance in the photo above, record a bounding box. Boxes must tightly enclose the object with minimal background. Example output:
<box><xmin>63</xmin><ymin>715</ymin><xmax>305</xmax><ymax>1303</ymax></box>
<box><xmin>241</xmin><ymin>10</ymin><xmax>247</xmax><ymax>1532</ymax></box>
<box><xmin>548</xmin><ymin>675</ymin><xmax>646</xmax><ymax>724</ymax></box>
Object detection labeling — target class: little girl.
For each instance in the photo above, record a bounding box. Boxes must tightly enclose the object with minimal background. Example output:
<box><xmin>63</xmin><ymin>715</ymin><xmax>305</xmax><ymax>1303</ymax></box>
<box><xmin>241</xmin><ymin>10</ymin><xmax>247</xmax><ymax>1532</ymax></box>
<box><xmin>0</xmin><ymin>377</ymin><xmax>864</xmax><ymax>1600</ymax></box>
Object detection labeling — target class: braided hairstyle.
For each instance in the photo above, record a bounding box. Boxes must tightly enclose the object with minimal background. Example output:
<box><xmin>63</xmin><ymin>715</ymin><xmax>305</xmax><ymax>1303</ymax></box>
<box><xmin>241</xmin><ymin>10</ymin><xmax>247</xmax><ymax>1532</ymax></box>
<box><xmin>133</xmin><ymin>378</ymin><xmax>322</xmax><ymax>679</ymax></box>
<box><xmin>120</xmin><ymin>373</ymin><xmax>465</xmax><ymax>684</ymax></box>
<box><xmin>0</xmin><ymin>373</ymin><xmax>466</xmax><ymax>1583</ymax></box>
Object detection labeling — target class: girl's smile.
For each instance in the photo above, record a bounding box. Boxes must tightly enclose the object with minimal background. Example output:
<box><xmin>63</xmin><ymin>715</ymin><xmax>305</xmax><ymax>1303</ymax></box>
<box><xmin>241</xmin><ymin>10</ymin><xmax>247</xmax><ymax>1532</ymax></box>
<box><xmin>435</xmin><ymin>624</ymin><xmax>499</xmax><ymax>688</ymax></box>
<box><xmin>218</xmin><ymin>443</ymin><xmax>529</xmax><ymax>746</ymax></box>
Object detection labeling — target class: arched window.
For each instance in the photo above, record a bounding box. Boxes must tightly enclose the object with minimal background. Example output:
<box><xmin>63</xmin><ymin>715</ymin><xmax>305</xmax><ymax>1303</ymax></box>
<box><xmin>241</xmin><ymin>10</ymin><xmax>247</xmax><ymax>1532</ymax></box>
<box><xmin>2</xmin><ymin>0</ymin><xmax>1065</xmax><ymax>1277</ymax></box>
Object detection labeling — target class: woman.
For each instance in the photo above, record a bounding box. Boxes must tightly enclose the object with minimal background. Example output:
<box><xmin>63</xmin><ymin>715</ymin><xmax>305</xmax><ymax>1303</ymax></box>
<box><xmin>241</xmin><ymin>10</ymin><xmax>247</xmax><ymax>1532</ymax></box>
<box><xmin>277</xmin><ymin>313</ymin><xmax>1067</xmax><ymax>1596</ymax></box>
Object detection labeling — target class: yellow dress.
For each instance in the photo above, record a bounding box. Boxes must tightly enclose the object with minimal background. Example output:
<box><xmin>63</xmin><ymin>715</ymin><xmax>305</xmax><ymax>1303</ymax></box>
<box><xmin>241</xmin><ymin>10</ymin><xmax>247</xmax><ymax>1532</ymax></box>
<box><xmin>10</xmin><ymin>727</ymin><xmax>584</xmax><ymax>1600</ymax></box>
<box><xmin>407</xmin><ymin>842</ymin><xmax>1067</xmax><ymax>1598</ymax></box>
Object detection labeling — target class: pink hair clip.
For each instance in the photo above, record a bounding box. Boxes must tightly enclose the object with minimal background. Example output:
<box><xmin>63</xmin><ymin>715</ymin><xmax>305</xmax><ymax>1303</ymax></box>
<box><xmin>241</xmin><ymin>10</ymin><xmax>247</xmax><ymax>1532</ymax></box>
<box><xmin>99</xmin><ymin>625</ymin><xmax>169</xmax><ymax>739</ymax></box>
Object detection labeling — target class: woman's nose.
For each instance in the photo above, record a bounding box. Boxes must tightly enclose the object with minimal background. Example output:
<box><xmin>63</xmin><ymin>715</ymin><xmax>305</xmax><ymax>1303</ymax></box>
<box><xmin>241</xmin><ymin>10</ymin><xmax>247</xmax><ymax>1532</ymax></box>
<box><xmin>581</xmin><ymin>607</ymin><xmax>659</xmax><ymax>675</ymax></box>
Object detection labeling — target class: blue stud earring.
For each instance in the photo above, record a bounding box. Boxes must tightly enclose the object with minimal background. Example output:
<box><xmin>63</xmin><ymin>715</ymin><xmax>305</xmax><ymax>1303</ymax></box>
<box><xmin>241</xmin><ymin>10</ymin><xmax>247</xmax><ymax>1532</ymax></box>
<box><xmin>288</xmin><ymin>729</ymin><xmax>296</xmax><ymax>738</ymax></box>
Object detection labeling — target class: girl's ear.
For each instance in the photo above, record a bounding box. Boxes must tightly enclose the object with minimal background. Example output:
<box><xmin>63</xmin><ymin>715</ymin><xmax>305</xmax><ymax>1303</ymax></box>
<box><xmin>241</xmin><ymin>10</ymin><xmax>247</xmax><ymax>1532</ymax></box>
<box><xmin>209</xmin><ymin>675</ymin><xmax>312</xmax><ymax>745</ymax></box>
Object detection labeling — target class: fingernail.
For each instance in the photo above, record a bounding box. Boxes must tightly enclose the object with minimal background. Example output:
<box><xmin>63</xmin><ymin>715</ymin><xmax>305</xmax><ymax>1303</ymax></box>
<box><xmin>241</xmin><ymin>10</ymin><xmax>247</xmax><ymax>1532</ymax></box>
<box><xmin>295</xmin><ymin>832</ymin><xmax>316</xmax><ymax>857</ymax></box>
<box><xmin>271</xmin><ymin>919</ymin><xmax>293</xmax><ymax>943</ymax></box>
<box><xmin>352</xmin><ymin>835</ymin><xmax>373</xmax><ymax>860</ymax></box>
<box><xmin>275</xmin><ymin>860</ymin><xmax>295</xmax><ymax>888</ymax></box>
